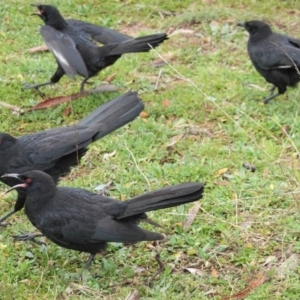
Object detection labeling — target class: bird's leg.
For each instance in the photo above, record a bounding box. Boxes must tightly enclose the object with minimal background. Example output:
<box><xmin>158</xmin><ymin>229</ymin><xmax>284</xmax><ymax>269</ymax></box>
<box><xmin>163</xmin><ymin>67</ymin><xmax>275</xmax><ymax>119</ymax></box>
<box><xmin>80</xmin><ymin>253</ymin><xmax>96</xmax><ymax>282</ymax></box>
<box><xmin>0</xmin><ymin>209</ymin><xmax>15</xmax><ymax>227</ymax></box>
<box><xmin>79</xmin><ymin>78</ymin><xmax>89</xmax><ymax>93</ymax></box>
<box><xmin>23</xmin><ymin>81</ymin><xmax>53</xmax><ymax>96</ymax></box>
<box><xmin>263</xmin><ymin>92</ymin><xmax>280</xmax><ymax>104</ymax></box>
<box><xmin>83</xmin><ymin>253</ymin><xmax>96</xmax><ymax>271</ymax></box>
<box><xmin>11</xmin><ymin>233</ymin><xmax>45</xmax><ymax>245</ymax></box>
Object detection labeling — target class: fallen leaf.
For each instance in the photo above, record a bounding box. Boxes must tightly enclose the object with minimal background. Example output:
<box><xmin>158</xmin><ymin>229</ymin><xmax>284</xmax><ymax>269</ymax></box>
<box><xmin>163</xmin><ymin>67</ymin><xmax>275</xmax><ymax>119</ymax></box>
<box><xmin>166</xmin><ymin>133</ymin><xmax>184</xmax><ymax>147</ymax></box>
<box><xmin>19</xmin><ymin>279</ymin><xmax>30</xmax><ymax>284</ymax></box>
<box><xmin>221</xmin><ymin>274</ymin><xmax>265</xmax><ymax>300</ymax></box>
<box><xmin>28</xmin><ymin>84</ymin><xmax>118</xmax><ymax>111</ymax></box>
<box><xmin>150</xmin><ymin>59</ymin><xmax>167</xmax><ymax>67</ymax></box>
<box><xmin>63</xmin><ymin>106</ymin><xmax>72</xmax><ymax>116</ymax></box>
<box><xmin>183</xmin><ymin>202</ymin><xmax>200</xmax><ymax>229</ymax></box>
<box><xmin>277</xmin><ymin>254</ymin><xmax>298</xmax><ymax>277</ymax></box>
<box><xmin>150</xmin><ymin>53</ymin><xmax>175</xmax><ymax>67</ymax></box>
<box><xmin>134</xmin><ymin>266</ymin><xmax>146</xmax><ymax>274</ymax></box>
<box><xmin>103</xmin><ymin>150</ymin><xmax>117</xmax><ymax>161</ymax></box>
<box><xmin>140</xmin><ymin>111</ymin><xmax>149</xmax><ymax>118</ymax></box>
<box><xmin>211</xmin><ymin>268</ymin><xmax>218</xmax><ymax>278</ymax></box>
<box><xmin>263</xmin><ymin>255</ymin><xmax>277</xmax><ymax>266</ymax></box>
<box><xmin>213</xmin><ymin>181</ymin><xmax>228</xmax><ymax>186</ymax></box>
<box><xmin>248</xmin><ymin>84</ymin><xmax>266</xmax><ymax>91</ymax></box>
<box><xmin>103</xmin><ymin>72</ymin><xmax>117</xmax><ymax>83</ymax></box>
<box><xmin>162</xmin><ymin>99</ymin><xmax>170</xmax><ymax>107</ymax></box>
<box><xmin>170</xmin><ymin>29</ymin><xmax>195</xmax><ymax>36</ymax></box>
<box><xmin>28</xmin><ymin>94</ymin><xmax>82</xmax><ymax>111</ymax></box>
<box><xmin>210</xmin><ymin>20</ymin><xmax>220</xmax><ymax>33</ymax></box>
<box><xmin>263</xmin><ymin>169</ymin><xmax>269</xmax><ymax>177</ymax></box>
<box><xmin>185</xmin><ymin>268</ymin><xmax>204</xmax><ymax>276</ymax></box>
<box><xmin>216</xmin><ymin>168</ymin><xmax>228</xmax><ymax>176</ymax></box>
<box><xmin>125</xmin><ymin>289</ymin><xmax>140</xmax><ymax>300</ymax></box>
<box><xmin>27</xmin><ymin>45</ymin><xmax>49</xmax><ymax>53</ymax></box>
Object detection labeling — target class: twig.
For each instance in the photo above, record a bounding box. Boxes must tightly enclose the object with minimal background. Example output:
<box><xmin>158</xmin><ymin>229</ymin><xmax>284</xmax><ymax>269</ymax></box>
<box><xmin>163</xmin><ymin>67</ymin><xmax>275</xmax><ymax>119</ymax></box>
<box><xmin>0</xmin><ymin>101</ymin><xmax>24</xmax><ymax>114</ymax></box>
<box><xmin>146</xmin><ymin>253</ymin><xmax>165</xmax><ymax>286</ymax></box>
<box><xmin>124</xmin><ymin>142</ymin><xmax>151</xmax><ymax>190</ymax></box>
<box><xmin>154</xmin><ymin>68</ymin><xmax>163</xmax><ymax>90</ymax></box>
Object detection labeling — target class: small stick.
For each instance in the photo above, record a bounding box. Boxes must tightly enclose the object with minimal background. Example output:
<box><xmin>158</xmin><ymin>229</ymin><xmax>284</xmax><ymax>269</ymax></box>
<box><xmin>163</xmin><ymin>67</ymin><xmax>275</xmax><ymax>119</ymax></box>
<box><xmin>0</xmin><ymin>101</ymin><xmax>24</xmax><ymax>114</ymax></box>
<box><xmin>146</xmin><ymin>253</ymin><xmax>165</xmax><ymax>286</ymax></box>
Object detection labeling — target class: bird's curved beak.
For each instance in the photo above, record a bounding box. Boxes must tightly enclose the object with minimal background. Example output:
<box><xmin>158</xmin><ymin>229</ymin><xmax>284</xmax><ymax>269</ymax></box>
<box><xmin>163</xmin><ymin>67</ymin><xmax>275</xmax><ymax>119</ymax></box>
<box><xmin>1</xmin><ymin>174</ymin><xmax>27</xmax><ymax>195</ymax></box>
<box><xmin>237</xmin><ymin>22</ymin><xmax>246</xmax><ymax>28</ymax></box>
<box><xmin>30</xmin><ymin>4</ymin><xmax>42</xmax><ymax>16</ymax></box>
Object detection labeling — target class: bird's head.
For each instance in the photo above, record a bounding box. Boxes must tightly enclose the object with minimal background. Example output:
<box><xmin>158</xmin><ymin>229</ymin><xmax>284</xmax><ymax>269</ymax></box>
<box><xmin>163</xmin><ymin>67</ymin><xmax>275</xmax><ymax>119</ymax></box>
<box><xmin>31</xmin><ymin>4</ymin><xmax>66</xmax><ymax>27</ymax></box>
<box><xmin>237</xmin><ymin>20</ymin><xmax>272</xmax><ymax>36</ymax></box>
<box><xmin>2</xmin><ymin>170</ymin><xmax>56</xmax><ymax>196</ymax></box>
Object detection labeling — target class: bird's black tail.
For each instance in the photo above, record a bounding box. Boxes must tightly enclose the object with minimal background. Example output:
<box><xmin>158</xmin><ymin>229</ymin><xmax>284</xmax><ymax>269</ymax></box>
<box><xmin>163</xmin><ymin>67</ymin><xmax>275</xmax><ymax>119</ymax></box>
<box><xmin>108</xmin><ymin>33</ymin><xmax>168</xmax><ymax>55</ymax></box>
<box><xmin>118</xmin><ymin>183</ymin><xmax>204</xmax><ymax>220</ymax></box>
<box><xmin>77</xmin><ymin>91</ymin><xmax>144</xmax><ymax>141</ymax></box>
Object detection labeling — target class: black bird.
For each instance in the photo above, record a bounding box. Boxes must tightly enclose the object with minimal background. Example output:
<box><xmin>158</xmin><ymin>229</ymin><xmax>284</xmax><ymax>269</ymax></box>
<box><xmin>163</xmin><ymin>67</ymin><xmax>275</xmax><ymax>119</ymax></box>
<box><xmin>26</xmin><ymin>4</ymin><xmax>168</xmax><ymax>93</ymax></box>
<box><xmin>66</xmin><ymin>19</ymin><xmax>131</xmax><ymax>44</ymax></box>
<box><xmin>3</xmin><ymin>170</ymin><xmax>204</xmax><ymax>271</ymax></box>
<box><xmin>238</xmin><ymin>20</ymin><xmax>300</xmax><ymax>103</ymax></box>
<box><xmin>0</xmin><ymin>91</ymin><xmax>144</xmax><ymax>228</ymax></box>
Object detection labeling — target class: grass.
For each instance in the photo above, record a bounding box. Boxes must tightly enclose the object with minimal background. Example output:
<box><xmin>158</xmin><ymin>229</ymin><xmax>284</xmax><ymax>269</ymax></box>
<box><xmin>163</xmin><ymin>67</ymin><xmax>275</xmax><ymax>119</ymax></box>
<box><xmin>0</xmin><ymin>0</ymin><xmax>300</xmax><ymax>299</ymax></box>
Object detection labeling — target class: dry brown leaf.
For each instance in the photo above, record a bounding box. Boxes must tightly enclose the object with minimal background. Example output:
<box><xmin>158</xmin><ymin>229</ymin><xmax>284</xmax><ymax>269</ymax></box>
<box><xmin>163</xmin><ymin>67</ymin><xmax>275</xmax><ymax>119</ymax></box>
<box><xmin>263</xmin><ymin>169</ymin><xmax>269</xmax><ymax>177</ymax></box>
<box><xmin>140</xmin><ymin>111</ymin><xmax>149</xmax><ymax>118</ymax></box>
<box><xmin>150</xmin><ymin>59</ymin><xmax>167</xmax><ymax>67</ymax></box>
<box><xmin>183</xmin><ymin>202</ymin><xmax>200</xmax><ymax>229</ymax></box>
<box><xmin>163</xmin><ymin>99</ymin><xmax>170</xmax><ymax>107</ymax></box>
<box><xmin>28</xmin><ymin>84</ymin><xmax>118</xmax><ymax>111</ymax></box>
<box><xmin>221</xmin><ymin>274</ymin><xmax>265</xmax><ymax>300</ymax></box>
<box><xmin>211</xmin><ymin>268</ymin><xmax>218</xmax><ymax>278</ymax></box>
<box><xmin>103</xmin><ymin>72</ymin><xmax>117</xmax><ymax>83</ymax></box>
<box><xmin>28</xmin><ymin>93</ymin><xmax>83</xmax><ymax>111</ymax></box>
<box><xmin>27</xmin><ymin>45</ymin><xmax>49</xmax><ymax>53</ymax></box>
<box><xmin>166</xmin><ymin>133</ymin><xmax>184</xmax><ymax>147</ymax></box>
<box><xmin>63</xmin><ymin>106</ymin><xmax>72</xmax><ymax>116</ymax></box>
<box><xmin>150</xmin><ymin>53</ymin><xmax>175</xmax><ymax>67</ymax></box>
<box><xmin>125</xmin><ymin>290</ymin><xmax>140</xmax><ymax>300</ymax></box>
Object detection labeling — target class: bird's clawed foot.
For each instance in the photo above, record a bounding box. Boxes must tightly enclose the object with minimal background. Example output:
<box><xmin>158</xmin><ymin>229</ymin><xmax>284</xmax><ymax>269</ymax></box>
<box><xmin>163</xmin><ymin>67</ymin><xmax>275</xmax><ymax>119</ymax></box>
<box><xmin>11</xmin><ymin>232</ymin><xmax>45</xmax><ymax>245</ymax></box>
<box><xmin>23</xmin><ymin>81</ymin><xmax>53</xmax><ymax>96</ymax></box>
<box><xmin>23</xmin><ymin>83</ymin><xmax>46</xmax><ymax>97</ymax></box>
<box><xmin>263</xmin><ymin>86</ymin><xmax>280</xmax><ymax>104</ymax></box>
<box><xmin>263</xmin><ymin>92</ymin><xmax>279</xmax><ymax>104</ymax></box>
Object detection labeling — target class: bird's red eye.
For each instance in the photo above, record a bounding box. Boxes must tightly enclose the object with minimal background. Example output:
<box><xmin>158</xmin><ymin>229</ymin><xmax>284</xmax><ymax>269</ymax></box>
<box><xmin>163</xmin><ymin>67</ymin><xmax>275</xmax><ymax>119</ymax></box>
<box><xmin>26</xmin><ymin>178</ymin><xmax>32</xmax><ymax>183</ymax></box>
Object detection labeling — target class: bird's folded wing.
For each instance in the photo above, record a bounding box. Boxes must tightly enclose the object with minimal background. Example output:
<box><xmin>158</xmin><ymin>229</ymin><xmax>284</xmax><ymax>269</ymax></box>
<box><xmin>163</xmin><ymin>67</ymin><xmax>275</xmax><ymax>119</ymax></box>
<box><xmin>67</xmin><ymin>19</ymin><xmax>131</xmax><ymax>44</ymax></box>
<box><xmin>44</xmin><ymin>208</ymin><xmax>158</xmax><ymax>244</ymax></box>
<box><xmin>253</xmin><ymin>44</ymin><xmax>300</xmax><ymax>70</ymax></box>
<box><xmin>27</xmin><ymin>125</ymin><xmax>105</xmax><ymax>165</ymax></box>
<box><xmin>40</xmin><ymin>25</ymin><xmax>89</xmax><ymax>78</ymax></box>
